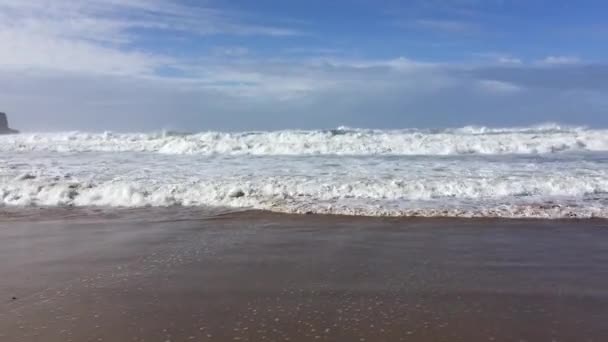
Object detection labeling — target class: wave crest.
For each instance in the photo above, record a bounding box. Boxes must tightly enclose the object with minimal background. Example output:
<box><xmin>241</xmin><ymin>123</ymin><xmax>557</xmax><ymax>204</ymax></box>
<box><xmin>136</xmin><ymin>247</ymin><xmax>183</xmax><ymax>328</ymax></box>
<box><xmin>2</xmin><ymin>174</ymin><xmax>608</xmax><ymax>219</ymax></box>
<box><xmin>1</xmin><ymin>125</ymin><xmax>606</xmax><ymax>155</ymax></box>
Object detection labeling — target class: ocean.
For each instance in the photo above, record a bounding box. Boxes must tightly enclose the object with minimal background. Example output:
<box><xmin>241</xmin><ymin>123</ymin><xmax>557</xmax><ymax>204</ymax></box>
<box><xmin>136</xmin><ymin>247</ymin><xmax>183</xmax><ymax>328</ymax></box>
<box><xmin>2</xmin><ymin>124</ymin><xmax>608</xmax><ymax>219</ymax></box>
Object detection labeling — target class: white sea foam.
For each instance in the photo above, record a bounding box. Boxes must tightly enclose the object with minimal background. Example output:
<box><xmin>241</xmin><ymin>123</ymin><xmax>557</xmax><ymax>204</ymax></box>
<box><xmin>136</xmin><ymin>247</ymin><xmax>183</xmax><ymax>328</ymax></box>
<box><xmin>1</xmin><ymin>177</ymin><xmax>607</xmax><ymax>218</ymax></box>
<box><xmin>2</xmin><ymin>136</ymin><xmax>608</xmax><ymax>219</ymax></box>
<box><xmin>1</xmin><ymin>124</ymin><xmax>607</xmax><ymax>156</ymax></box>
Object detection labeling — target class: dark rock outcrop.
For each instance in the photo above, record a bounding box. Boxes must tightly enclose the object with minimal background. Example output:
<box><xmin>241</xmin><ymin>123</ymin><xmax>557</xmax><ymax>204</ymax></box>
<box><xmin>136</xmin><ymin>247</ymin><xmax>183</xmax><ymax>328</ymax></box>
<box><xmin>0</xmin><ymin>113</ymin><xmax>19</xmax><ymax>134</ymax></box>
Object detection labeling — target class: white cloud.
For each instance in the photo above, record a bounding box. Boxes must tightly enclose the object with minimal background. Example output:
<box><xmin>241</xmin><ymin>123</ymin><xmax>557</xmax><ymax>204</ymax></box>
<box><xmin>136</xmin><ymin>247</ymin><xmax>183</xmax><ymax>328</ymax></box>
<box><xmin>472</xmin><ymin>52</ymin><xmax>523</xmax><ymax>65</ymax></box>
<box><xmin>0</xmin><ymin>0</ymin><xmax>299</xmax><ymax>76</ymax></box>
<box><xmin>0</xmin><ymin>0</ymin><xmax>300</xmax><ymax>38</ymax></box>
<box><xmin>0</xmin><ymin>29</ymin><xmax>166</xmax><ymax>75</ymax></box>
<box><xmin>211</xmin><ymin>47</ymin><xmax>250</xmax><ymax>57</ymax></box>
<box><xmin>5</xmin><ymin>62</ymin><xmax>606</xmax><ymax>133</ymax></box>
<box><xmin>539</xmin><ymin>56</ymin><xmax>581</xmax><ymax>65</ymax></box>
<box><xmin>477</xmin><ymin>80</ymin><xmax>522</xmax><ymax>93</ymax></box>
<box><xmin>161</xmin><ymin>56</ymin><xmax>447</xmax><ymax>100</ymax></box>
<box><xmin>412</xmin><ymin>19</ymin><xmax>477</xmax><ymax>32</ymax></box>
<box><xmin>497</xmin><ymin>57</ymin><xmax>523</xmax><ymax>65</ymax></box>
<box><xmin>3</xmin><ymin>59</ymin><xmax>607</xmax><ymax>132</ymax></box>
<box><xmin>308</xmin><ymin>57</ymin><xmax>437</xmax><ymax>71</ymax></box>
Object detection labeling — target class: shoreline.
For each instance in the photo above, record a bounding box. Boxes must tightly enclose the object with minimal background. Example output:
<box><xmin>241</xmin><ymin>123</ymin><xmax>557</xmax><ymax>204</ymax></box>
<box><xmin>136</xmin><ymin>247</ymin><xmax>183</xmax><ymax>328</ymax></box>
<box><xmin>2</xmin><ymin>206</ymin><xmax>608</xmax><ymax>224</ymax></box>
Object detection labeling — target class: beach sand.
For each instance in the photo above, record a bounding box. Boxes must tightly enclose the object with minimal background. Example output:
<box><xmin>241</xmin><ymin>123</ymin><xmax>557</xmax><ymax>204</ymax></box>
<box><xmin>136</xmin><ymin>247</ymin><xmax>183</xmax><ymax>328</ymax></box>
<box><xmin>1</xmin><ymin>210</ymin><xmax>608</xmax><ymax>341</ymax></box>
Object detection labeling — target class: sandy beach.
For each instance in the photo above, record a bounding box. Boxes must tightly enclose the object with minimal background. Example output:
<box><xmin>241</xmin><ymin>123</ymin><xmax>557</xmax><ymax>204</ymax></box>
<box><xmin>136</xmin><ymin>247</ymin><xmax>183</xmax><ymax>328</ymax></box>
<box><xmin>1</xmin><ymin>210</ymin><xmax>608</xmax><ymax>341</ymax></box>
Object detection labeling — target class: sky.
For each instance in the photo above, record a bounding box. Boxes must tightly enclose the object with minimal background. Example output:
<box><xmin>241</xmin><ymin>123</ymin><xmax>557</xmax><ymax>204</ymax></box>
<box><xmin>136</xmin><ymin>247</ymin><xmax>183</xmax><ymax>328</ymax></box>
<box><xmin>1</xmin><ymin>0</ymin><xmax>607</xmax><ymax>132</ymax></box>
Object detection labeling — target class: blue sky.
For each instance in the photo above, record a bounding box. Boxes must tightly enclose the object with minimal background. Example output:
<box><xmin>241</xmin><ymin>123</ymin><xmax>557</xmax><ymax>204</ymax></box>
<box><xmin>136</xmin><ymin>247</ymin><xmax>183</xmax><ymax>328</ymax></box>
<box><xmin>0</xmin><ymin>0</ymin><xmax>607</xmax><ymax>131</ymax></box>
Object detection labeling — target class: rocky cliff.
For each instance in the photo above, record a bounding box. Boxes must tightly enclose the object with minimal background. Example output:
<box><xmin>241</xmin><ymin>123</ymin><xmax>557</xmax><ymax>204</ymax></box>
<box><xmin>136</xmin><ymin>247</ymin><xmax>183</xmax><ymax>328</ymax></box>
<box><xmin>0</xmin><ymin>113</ymin><xmax>19</xmax><ymax>134</ymax></box>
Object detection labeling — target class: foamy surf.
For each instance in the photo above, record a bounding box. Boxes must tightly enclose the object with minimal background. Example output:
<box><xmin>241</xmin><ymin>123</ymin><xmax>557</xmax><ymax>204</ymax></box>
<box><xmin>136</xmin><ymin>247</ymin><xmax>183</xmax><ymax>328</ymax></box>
<box><xmin>1</xmin><ymin>124</ymin><xmax>607</xmax><ymax>156</ymax></box>
<box><xmin>2</xmin><ymin>125</ymin><xmax>608</xmax><ymax>219</ymax></box>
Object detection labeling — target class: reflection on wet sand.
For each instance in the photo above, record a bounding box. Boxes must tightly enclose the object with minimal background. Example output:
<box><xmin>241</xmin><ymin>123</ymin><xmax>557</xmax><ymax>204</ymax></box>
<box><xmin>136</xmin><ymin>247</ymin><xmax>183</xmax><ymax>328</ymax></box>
<box><xmin>1</xmin><ymin>210</ymin><xmax>608</xmax><ymax>341</ymax></box>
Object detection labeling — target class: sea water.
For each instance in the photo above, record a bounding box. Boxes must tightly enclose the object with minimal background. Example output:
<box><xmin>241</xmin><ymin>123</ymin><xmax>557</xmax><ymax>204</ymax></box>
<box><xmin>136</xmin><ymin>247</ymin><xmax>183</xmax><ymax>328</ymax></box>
<box><xmin>2</xmin><ymin>124</ymin><xmax>608</xmax><ymax>218</ymax></box>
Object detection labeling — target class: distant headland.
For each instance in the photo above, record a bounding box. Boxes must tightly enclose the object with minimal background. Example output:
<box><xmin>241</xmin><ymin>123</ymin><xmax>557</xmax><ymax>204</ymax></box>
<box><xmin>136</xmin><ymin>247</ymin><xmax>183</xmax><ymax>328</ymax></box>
<box><xmin>0</xmin><ymin>112</ymin><xmax>19</xmax><ymax>134</ymax></box>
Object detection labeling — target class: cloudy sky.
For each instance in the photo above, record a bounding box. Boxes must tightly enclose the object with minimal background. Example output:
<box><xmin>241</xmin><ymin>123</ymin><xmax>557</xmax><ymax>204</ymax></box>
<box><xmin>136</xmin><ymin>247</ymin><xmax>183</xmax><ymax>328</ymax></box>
<box><xmin>1</xmin><ymin>0</ymin><xmax>607</xmax><ymax>131</ymax></box>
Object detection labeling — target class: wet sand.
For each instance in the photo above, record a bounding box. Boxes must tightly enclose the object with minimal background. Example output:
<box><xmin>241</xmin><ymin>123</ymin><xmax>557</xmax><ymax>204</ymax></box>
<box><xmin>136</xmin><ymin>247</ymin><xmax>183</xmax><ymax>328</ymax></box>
<box><xmin>1</xmin><ymin>210</ymin><xmax>608</xmax><ymax>341</ymax></box>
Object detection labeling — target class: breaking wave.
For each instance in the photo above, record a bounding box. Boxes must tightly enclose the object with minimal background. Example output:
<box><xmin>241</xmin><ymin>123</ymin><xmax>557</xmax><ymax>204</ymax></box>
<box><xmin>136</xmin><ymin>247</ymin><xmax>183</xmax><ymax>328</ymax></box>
<box><xmin>1</xmin><ymin>124</ymin><xmax>607</xmax><ymax>156</ymax></box>
<box><xmin>2</xmin><ymin>125</ymin><xmax>608</xmax><ymax>219</ymax></box>
<box><xmin>1</xmin><ymin>178</ymin><xmax>607</xmax><ymax>219</ymax></box>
